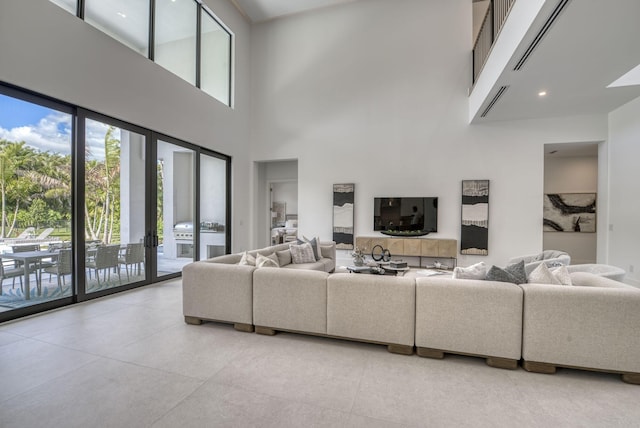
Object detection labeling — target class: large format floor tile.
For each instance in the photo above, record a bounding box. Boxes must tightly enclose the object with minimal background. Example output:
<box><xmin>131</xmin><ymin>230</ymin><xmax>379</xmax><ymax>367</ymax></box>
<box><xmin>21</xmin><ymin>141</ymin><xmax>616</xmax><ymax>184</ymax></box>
<box><xmin>1</xmin><ymin>278</ymin><xmax>639</xmax><ymax>428</ymax></box>
<box><xmin>0</xmin><ymin>338</ymin><xmax>99</xmax><ymax>403</ymax></box>
<box><xmin>211</xmin><ymin>333</ymin><xmax>373</xmax><ymax>412</ymax></box>
<box><xmin>0</xmin><ymin>358</ymin><xmax>203</xmax><ymax>428</ymax></box>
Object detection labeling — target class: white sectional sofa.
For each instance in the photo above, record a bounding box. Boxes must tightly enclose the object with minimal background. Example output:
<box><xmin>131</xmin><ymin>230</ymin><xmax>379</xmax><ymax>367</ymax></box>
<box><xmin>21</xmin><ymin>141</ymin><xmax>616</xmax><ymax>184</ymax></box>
<box><xmin>326</xmin><ymin>273</ymin><xmax>415</xmax><ymax>354</ymax></box>
<box><xmin>182</xmin><ymin>241</ymin><xmax>336</xmax><ymax>332</ymax></box>
<box><xmin>521</xmin><ymin>272</ymin><xmax>640</xmax><ymax>384</ymax></box>
<box><xmin>182</xmin><ymin>247</ymin><xmax>640</xmax><ymax>384</ymax></box>
<box><xmin>415</xmin><ymin>277</ymin><xmax>523</xmax><ymax>369</ymax></box>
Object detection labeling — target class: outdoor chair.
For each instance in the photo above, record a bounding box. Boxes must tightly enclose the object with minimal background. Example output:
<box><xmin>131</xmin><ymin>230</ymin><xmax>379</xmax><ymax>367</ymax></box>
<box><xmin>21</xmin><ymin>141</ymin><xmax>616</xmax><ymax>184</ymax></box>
<box><xmin>43</xmin><ymin>248</ymin><xmax>72</xmax><ymax>292</ymax></box>
<box><xmin>86</xmin><ymin>244</ymin><xmax>121</xmax><ymax>286</ymax></box>
<box><xmin>119</xmin><ymin>242</ymin><xmax>145</xmax><ymax>280</ymax></box>
<box><xmin>0</xmin><ymin>259</ymin><xmax>24</xmax><ymax>295</ymax></box>
<box><xmin>10</xmin><ymin>244</ymin><xmax>43</xmax><ymax>291</ymax></box>
<box><xmin>35</xmin><ymin>227</ymin><xmax>55</xmax><ymax>241</ymax></box>
<box><xmin>14</xmin><ymin>227</ymin><xmax>36</xmax><ymax>240</ymax></box>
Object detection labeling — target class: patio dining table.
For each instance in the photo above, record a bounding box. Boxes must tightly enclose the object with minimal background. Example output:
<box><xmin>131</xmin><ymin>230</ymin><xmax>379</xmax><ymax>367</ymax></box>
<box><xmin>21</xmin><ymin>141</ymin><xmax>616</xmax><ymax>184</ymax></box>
<box><xmin>2</xmin><ymin>250</ymin><xmax>58</xmax><ymax>300</ymax></box>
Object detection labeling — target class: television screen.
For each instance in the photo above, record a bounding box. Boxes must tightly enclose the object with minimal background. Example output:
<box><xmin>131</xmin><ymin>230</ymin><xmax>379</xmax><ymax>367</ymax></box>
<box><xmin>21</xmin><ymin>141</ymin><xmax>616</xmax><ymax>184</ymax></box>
<box><xmin>374</xmin><ymin>197</ymin><xmax>438</xmax><ymax>233</ymax></box>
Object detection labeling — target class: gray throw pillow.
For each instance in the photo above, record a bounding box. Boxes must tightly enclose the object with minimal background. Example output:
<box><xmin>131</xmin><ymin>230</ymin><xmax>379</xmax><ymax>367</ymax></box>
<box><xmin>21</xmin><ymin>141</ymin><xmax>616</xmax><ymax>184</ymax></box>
<box><xmin>505</xmin><ymin>260</ymin><xmax>527</xmax><ymax>284</ymax></box>
<box><xmin>297</xmin><ymin>236</ymin><xmax>319</xmax><ymax>261</ymax></box>
<box><xmin>485</xmin><ymin>265</ymin><xmax>519</xmax><ymax>284</ymax></box>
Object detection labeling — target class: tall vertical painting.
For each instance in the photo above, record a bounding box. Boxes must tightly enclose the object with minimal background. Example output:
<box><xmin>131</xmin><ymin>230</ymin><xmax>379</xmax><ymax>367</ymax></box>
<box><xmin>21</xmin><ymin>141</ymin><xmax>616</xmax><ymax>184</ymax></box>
<box><xmin>333</xmin><ymin>183</ymin><xmax>354</xmax><ymax>250</ymax></box>
<box><xmin>461</xmin><ymin>180</ymin><xmax>489</xmax><ymax>255</ymax></box>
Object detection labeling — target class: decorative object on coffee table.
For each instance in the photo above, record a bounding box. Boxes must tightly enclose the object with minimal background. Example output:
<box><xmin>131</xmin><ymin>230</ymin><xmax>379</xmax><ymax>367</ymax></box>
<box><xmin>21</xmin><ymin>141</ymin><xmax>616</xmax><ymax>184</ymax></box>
<box><xmin>371</xmin><ymin>244</ymin><xmax>391</xmax><ymax>262</ymax></box>
<box><xmin>461</xmin><ymin>179</ymin><xmax>489</xmax><ymax>256</ymax></box>
<box><xmin>352</xmin><ymin>246</ymin><xmax>365</xmax><ymax>266</ymax></box>
<box><xmin>333</xmin><ymin>183</ymin><xmax>355</xmax><ymax>250</ymax></box>
<box><xmin>543</xmin><ymin>193</ymin><xmax>596</xmax><ymax>232</ymax></box>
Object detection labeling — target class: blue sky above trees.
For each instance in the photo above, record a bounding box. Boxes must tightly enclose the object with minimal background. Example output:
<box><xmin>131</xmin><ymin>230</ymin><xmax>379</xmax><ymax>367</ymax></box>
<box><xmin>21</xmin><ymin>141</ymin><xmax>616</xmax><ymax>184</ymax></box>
<box><xmin>0</xmin><ymin>94</ymin><xmax>113</xmax><ymax>160</ymax></box>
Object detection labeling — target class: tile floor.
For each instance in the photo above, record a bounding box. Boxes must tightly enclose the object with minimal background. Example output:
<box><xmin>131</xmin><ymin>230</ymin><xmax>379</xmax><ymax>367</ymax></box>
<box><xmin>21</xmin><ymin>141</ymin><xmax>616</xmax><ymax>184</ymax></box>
<box><xmin>1</xmin><ymin>279</ymin><xmax>639</xmax><ymax>427</ymax></box>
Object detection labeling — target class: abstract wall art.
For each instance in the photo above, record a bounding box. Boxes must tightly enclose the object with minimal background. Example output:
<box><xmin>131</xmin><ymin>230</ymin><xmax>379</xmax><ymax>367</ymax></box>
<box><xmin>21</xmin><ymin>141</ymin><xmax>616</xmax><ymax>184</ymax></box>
<box><xmin>461</xmin><ymin>179</ymin><xmax>489</xmax><ymax>256</ymax></box>
<box><xmin>333</xmin><ymin>183</ymin><xmax>354</xmax><ymax>250</ymax></box>
<box><xmin>543</xmin><ymin>193</ymin><xmax>596</xmax><ymax>232</ymax></box>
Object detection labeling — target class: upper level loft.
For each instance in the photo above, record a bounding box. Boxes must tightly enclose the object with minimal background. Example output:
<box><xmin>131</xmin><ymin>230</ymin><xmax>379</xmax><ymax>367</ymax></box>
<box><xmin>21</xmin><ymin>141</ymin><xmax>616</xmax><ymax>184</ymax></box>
<box><xmin>469</xmin><ymin>0</ymin><xmax>640</xmax><ymax>124</ymax></box>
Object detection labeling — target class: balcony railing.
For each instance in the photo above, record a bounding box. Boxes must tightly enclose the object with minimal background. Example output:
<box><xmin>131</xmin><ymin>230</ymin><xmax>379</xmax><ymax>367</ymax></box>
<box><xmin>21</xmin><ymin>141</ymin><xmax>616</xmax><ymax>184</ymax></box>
<box><xmin>472</xmin><ymin>0</ymin><xmax>516</xmax><ymax>84</ymax></box>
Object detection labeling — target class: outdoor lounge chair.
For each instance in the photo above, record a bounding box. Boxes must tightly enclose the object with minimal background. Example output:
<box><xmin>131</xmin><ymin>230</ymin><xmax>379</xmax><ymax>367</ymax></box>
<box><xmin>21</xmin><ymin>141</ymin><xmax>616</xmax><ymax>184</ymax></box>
<box><xmin>35</xmin><ymin>227</ymin><xmax>55</xmax><ymax>241</ymax></box>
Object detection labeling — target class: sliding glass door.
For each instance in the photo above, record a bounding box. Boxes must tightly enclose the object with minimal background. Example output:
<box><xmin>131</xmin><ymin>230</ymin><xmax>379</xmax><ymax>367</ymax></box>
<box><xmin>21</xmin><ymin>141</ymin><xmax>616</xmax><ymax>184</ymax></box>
<box><xmin>0</xmin><ymin>83</ymin><xmax>231</xmax><ymax>322</ymax></box>
<box><xmin>83</xmin><ymin>116</ymin><xmax>149</xmax><ymax>294</ymax></box>
<box><xmin>155</xmin><ymin>138</ymin><xmax>196</xmax><ymax>277</ymax></box>
<box><xmin>198</xmin><ymin>152</ymin><xmax>229</xmax><ymax>260</ymax></box>
<box><xmin>0</xmin><ymin>89</ymin><xmax>74</xmax><ymax>313</ymax></box>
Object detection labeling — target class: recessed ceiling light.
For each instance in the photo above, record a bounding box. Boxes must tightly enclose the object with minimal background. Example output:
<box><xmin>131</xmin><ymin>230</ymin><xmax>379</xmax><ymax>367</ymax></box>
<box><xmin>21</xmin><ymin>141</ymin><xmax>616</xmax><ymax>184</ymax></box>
<box><xmin>117</xmin><ymin>12</ymin><xmax>127</xmax><ymax>18</ymax></box>
<box><xmin>538</xmin><ymin>91</ymin><xmax>547</xmax><ymax>97</ymax></box>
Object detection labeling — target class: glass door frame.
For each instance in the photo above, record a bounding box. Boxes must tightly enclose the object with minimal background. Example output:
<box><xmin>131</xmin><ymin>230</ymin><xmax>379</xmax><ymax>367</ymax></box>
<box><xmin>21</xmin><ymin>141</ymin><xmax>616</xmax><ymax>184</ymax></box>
<box><xmin>197</xmin><ymin>148</ymin><xmax>232</xmax><ymax>260</ymax></box>
<box><xmin>75</xmin><ymin>109</ymin><xmax>153</xmax><ymax>302</ymax></box>
<box><xmin>0</xmin><ymin>83</ymin><xmax>76</xmax><ymax>322</ymax></box>
<box><xmin>150</xmin><ymin>134</ymin><xmax>231</xmax><ymax>280</ymax></box>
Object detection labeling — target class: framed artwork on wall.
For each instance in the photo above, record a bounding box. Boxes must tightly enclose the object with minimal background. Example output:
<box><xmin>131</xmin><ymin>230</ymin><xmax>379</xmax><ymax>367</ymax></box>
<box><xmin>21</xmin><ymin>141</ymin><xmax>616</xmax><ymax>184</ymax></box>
<box><xmin>272</xmin><ymin>201</ymin><xmax>286</xmax><ymax>227</ymax></box>
<box><xmin>333</xmin><ymin>183</ymin><xmax>354</xmax><ymax>250</ymax></box>
<box><xmin>543</xmin><ymin>193</ymin><xmax>596</xmax><ymax>232</ymax></box>
<box><xmin>460</xmin><ymin>179</ymin><xmax>489</xmax><ymax>256</ymax></box>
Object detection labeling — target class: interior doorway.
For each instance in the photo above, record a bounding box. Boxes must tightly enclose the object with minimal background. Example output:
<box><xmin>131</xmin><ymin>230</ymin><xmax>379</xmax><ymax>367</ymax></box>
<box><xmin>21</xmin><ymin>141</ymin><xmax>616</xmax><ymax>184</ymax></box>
<box><xmin>255</xmin><ymin>160</ymin><xmax>298</xmax><ymax>248</ymax></box>
<box><xmin>543</xmin><ymin>142</ymin><xmax>600</xmax><ymax>264</ymax></box>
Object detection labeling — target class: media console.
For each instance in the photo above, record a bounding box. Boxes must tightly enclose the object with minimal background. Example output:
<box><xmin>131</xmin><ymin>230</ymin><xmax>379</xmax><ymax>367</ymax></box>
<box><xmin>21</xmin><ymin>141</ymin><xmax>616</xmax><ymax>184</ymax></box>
<box><xmin>355</xmin><ymin>236</ymin><xmax>457</xmax><ymax>268</ymax></box>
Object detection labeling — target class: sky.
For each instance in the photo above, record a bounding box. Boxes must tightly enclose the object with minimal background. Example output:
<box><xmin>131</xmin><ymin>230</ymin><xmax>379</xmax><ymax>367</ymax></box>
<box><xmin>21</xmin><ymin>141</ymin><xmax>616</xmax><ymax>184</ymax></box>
<box><xmin>0</xmin><ymin>94</ymin><xmax>115</xmax><ymax>160</ymax></box>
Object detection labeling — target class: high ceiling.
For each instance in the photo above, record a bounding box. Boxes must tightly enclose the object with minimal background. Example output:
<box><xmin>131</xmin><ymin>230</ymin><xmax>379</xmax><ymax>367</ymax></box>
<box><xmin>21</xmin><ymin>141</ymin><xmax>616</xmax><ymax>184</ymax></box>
<box><xmin>231</xmin><ymin>0</ymin><xmax>355</xmax><ymax>23</ymax></box>
<box><xmin>472</xmin><ymin>0</ymin><xmax>640</xmax><ymax>122</ymax></box>
<box><xmin>231</xmin><ymin>0</ymin><xmax>640</xmax><ymax>126</ymax></box>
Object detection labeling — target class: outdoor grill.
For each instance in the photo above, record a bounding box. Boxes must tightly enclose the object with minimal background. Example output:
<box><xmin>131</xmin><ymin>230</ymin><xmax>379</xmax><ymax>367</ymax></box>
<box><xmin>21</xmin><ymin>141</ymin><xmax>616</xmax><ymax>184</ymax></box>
<box><xmin>173</xmin><ymin>222</ymin><xmax>194</xmax><ymax>258</ymax></box>
<box><xmin>173</xmin><ymin>221</ymin><xmax>194</xmax><ymax>240</ymax></box>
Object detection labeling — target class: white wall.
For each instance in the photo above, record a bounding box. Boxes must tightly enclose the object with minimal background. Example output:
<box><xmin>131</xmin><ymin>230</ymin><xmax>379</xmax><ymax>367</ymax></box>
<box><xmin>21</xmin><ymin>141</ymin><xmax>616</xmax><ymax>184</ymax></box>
<box><xmin>0</xmin><ymin>0</ymin><xmax>252</xmax><ymax>251</ymax></box>
<box><xmin>543</xmin><ymin>155</ymin><xmax>598</xmax><ymax>264</ymax></box>
<box><xmin>608</xmin><ymin>95</ymin><xmax>640</xmax><ymax>286</ymax></box>
<box><xmin>249</xmin><ymin>0</ymin><xmax>608</xmax><ymax>267</ymax></box>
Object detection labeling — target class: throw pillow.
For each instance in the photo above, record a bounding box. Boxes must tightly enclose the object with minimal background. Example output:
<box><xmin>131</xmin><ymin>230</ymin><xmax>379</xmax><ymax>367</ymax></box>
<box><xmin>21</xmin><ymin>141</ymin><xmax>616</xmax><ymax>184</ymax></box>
<box><xmin>298</xmin><ymin>236</ymin><xmax>321</xmax><ymax>261</ymax></box>
<box><xmin>505</xmin><ymin>260</ymin><xmax>527</xmax><ymax>284</ymax></box>
<box><xmin>550</xmin><ymin>265</ymin><xmax>572</xmax><ymax>286</ymax></box>
<box><xmin>528</xmin><ymin>263</ymin><xmax>561</xmax><ymax>285</ymax></box>
<box><xmin>238</xmin><ymin>251</ymin><xmax>256</xmax><ymax>266</ymax></box>
<box><xmin>452</xmin><ymin>262</ymin><xmax>487</xmax><ymax>280</ymax></box>
<box><xmin>485</xmin><ymin>265</ymin><xmax>519</xmax><ymax>283</ymax></box>
<box><xmin>276</xmin><ymin>249</ymin><xmax>292</xmax><ymax>267</ymax></box>
<box><xmin>290</xmin><ymin>242</ymin><xmax>316</xmax><ymax>264</ymax></box>
<box><xmin>256</xmin><ymin>253</ymin><xmax>280</xmax><ymax>268</ymax></box>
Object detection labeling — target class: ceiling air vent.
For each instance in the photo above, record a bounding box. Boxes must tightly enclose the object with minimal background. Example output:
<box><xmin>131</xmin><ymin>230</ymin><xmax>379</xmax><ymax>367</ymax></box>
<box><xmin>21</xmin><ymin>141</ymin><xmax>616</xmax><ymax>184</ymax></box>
<box><xmin>513</xmin><ymin>0</ymin><xmax>572</xmax><ymax>71</ymax></box>
<box><xmin>481</xmin><ymin>86</ymin><xmax>509</xmax><ymax>118</ymax></box>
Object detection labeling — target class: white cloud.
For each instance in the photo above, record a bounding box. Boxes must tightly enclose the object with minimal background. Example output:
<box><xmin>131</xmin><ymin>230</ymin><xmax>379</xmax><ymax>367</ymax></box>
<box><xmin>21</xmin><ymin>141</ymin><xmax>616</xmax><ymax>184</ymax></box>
<box><xmin>0</xmin><ymin>113</ymin><xmax>122</xmax><ymax>161</ymax></box>
<box><xmin>0</xmin><ymin>111</ymin><xmax>72</xmax><ymax>154</ymax></box>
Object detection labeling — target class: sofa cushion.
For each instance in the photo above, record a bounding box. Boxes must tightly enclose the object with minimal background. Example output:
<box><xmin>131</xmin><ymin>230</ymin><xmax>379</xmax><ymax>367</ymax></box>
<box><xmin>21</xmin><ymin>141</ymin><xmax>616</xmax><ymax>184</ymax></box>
<box><xmin>290</xmin><ymin>242</ymin><xmax>316</xmax><ymax>264</ymax></box>
<box><xmin>256</xmin><ymin>253</ymin><xmax>279</xmax><ymax>268</ymax></box>
<box><xmin>550</xmin><ymin>265</ymin><xmax>572</xmax><ymax>285</ymax></box>
<box><xmin>485</xmin><ymin>265</ymin><xmax>518</xmax><ymax>284</ymax></box>
<box><xmin>452</xmin><ymin>262</ymin><xmax>487</xmax><ymax>280</ymax></box>
<box><xmin>239</xmin><ymin>251</ymin><xmax>256</xmax><ymax>266</ymax></box>
<box><xmin>505</xmin><ymin>260</ymin><xmax>527</xmax><ymax>284</ymax></box>
<box><xmin>528</xmin><ymin>263</ymin><xmax>571</xmax><ymax>285</ymax></box>
<box><xmin>276</xmin><ymin>249</ymin><xmax>292</xmax><ymax>267</ymax></box>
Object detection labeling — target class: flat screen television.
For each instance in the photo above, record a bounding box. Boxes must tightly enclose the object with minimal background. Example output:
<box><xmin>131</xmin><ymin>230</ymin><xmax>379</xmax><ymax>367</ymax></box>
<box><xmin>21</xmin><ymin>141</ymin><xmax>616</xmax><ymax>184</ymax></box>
<box><xmin>374</xmin><ymin>197</ymin><xmax>438</xmax><ymax>235</ymax></box>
